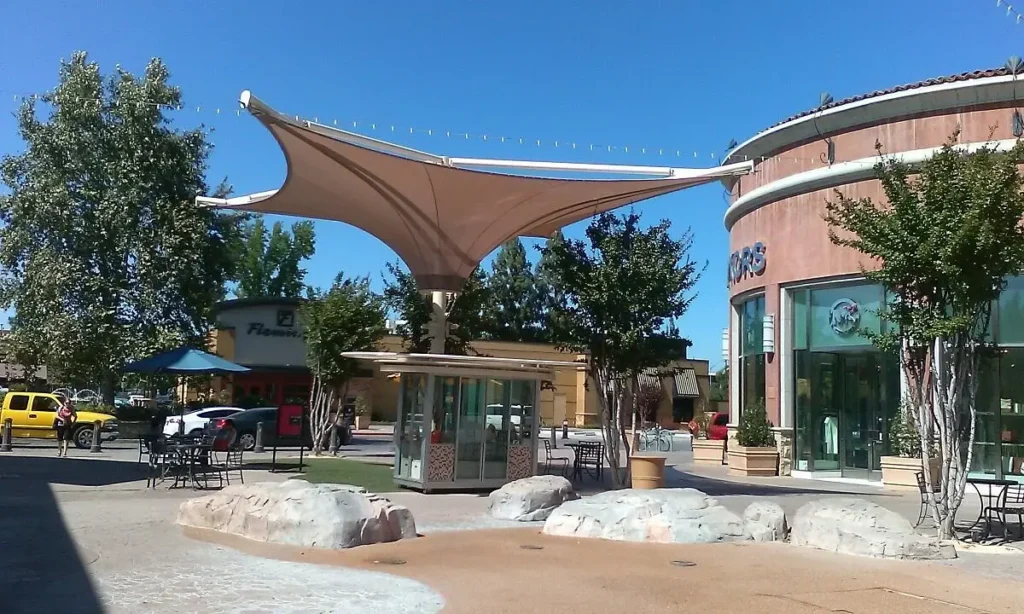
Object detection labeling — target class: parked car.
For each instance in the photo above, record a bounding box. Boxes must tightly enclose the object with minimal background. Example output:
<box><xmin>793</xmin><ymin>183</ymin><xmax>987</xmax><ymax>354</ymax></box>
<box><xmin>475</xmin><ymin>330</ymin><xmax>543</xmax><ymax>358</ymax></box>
<box><xmin>218</xmin><ymin>406</ymin><xmax>319</xmax><ymax>451</ymax></box>
<box><xmin>163</xmin><ymin>406</ymin><xmax>242</xmax><ymax>436</ymax></box>
<box><xmin>708</xmin><ymin>412</ymin><xmax>730</xmax><ymax>441</ymax></box>
<box><xmin>0</xmin><ymin>392</ymin><xmax>118</xmax><ymax>449</ymax></box>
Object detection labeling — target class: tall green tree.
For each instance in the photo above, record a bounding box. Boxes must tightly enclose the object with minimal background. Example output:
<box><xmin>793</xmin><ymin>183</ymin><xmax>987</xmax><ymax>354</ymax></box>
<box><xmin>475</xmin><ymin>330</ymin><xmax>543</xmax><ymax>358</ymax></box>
<box><xmin>540</xmin><ymin>212</ymin><xmax>701</xmax><ymax>486</ymax></box>
<box><xmin>300</xmin><ymin>274</ymin><xmax>387</xmax><ymax>454</ymax></box>
<box><xmin>0</xmin><ymin>53</ymin><xmax>240</xmax><ymax>399</ymax></box>
<box><xmin>824</xmin><ymin>135</ymin><xmax>1024</xmax><ymax>539</ymax></box>
<box><xmin>234</xmin><ymin>215</ymin><xmax>316</xmax><ymax>298</ymax></box>
<box><xmin>535</xmin><ymin>231</ymin><xmax>570</xmax><ymax>342</ymax></box>
<box><xmin>382</xmin><ymin>262</ymin><xmax>489</xmax><ymax>354</ymax></box>
<box><xmin>485</xmin><ymin>238</ymin><xmax>545</xmax><ymax>342</ymax></box>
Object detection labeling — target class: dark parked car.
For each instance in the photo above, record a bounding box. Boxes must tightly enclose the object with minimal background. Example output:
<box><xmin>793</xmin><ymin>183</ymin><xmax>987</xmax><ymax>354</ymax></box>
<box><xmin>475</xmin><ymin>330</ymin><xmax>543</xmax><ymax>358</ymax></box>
<box><xmin>216</xmin><ymin>406</ymin><xmax>333</xmax><ymax>451</ymax></box>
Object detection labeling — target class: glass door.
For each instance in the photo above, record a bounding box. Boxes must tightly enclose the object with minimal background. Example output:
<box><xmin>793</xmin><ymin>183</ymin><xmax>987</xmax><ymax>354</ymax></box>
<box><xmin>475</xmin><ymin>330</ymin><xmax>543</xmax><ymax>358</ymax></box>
<box><xmin>456</xmin><ymin>378</ymin><xmax>486</xmax><ymax>480</ymax></box>
<box><xmin>484</xmin><ymin>379</ymin><xmax>510</xmax><ymax>479</ymax></box>
<box><xmin>839</xmin><ymin>354</ymin><xmax>884</xmax><ymax>480</ymax></box>
<box><xmin>396</xmin><ymin>374</ymin><xmax>428</xmax><ymax>481</ymax></box>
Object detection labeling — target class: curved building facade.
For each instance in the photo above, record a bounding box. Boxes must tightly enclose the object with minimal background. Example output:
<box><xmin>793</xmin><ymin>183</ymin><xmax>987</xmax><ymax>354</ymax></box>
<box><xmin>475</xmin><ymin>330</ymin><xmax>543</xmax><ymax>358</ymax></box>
<box><xmin>724</xmin><ymin>68</ymin><xmax>1024</xmax><ymax>482</ymax></box>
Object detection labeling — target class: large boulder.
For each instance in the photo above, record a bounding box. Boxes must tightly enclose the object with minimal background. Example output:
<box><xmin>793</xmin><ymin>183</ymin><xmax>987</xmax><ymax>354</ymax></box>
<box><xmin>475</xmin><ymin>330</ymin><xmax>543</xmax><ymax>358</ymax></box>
<box><xmin>489</xmin><ymin>476</ymin><xmax>579</xmax><ymax>521</ymax></box>
<box><xmin>177</xmin><ymin>480</ymin><xmax>417</xmax><ymax>549</ymax></box>
<box><xmin>743</xmin><ymin>501</ymin><xmax>788</xmax><ymax>542</ymax></box>
<box><xmin>790</xmin><ymin>498</ymin><xmax>955</xmax><ymax>560</ymax></box>
<box><xmin>542</xmin><ymin>488</ymin><xmax>748</xmax><ymax>544</ymax></box>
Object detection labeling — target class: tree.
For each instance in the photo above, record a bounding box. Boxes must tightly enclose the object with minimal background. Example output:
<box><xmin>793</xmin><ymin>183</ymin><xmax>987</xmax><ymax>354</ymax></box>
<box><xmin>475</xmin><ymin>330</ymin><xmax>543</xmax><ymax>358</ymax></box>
<box><xmin>824</xmin><ymin>134</ymin><xmax>1024</xmax><ymax>539</ymax></box>
<box><xmin>535</xmin><ymin>231</ymin><xmax>570</xmax><ymax>343</ymax></box>
<box><xmin>299</xmin><ymin>274</ymin><xmax>387</xmax><ymax>454</ymax></box>
<box><xmin>0</xmin><ymin>53</ymin><xmax>241</xmax><ymax>401</ymax></box>
<box><xmin>234</xmin><ymin>215</ymin><xmax>316</xmax><ymax>298</ymax></box>
<box><xmin>382</xmin><ymin>262</ymin><xmax>490</xmax><ymax>354</ymax></box>
<box><xmin>710</xmin><ymin>366</ymin><xmax>729</xmax><ymax>402</ymax></box>
<box><xmin>485</xmin><ymin>238</ymin><xmax>545</xmax><ymax>341</ymax></box>
<box><xmin>540</xmin><ymin>211</ymin><xmax>703</xmax><ymax>486</ymax></box>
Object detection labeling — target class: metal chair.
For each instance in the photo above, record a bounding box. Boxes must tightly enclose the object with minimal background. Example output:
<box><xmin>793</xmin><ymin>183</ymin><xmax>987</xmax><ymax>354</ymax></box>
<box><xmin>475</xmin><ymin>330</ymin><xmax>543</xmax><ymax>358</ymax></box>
<box><xmin>222</xmin><ymin>448</ymin><xmax>245</xmax><ymax>485</ymax></box>
<box><xmin>146</xmin><ymin>439</ymin><xmax>178</xmax><ymax>489</ymax></box>
<box><xmin>992</xmin><ymin>484</ymin><xmax>1024</xmax><ymax>539</ymax></box>
<box><xmin>542</xmin><ymin>439</ymin><xmax>569</xmax><ymax>476</ymax></box>
<box><xmin>914</xmin><ymin>471</ymin><xmax>940</xmax><ymax>528</ymax></box>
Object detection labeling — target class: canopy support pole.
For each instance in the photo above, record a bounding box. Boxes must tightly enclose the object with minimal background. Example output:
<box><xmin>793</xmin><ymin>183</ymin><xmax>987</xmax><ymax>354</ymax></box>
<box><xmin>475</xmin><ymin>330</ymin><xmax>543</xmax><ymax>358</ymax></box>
<box><xmin>427</xmin><ymin>291</ymin><xmax>446</xmax><ymax>354</ymax></box>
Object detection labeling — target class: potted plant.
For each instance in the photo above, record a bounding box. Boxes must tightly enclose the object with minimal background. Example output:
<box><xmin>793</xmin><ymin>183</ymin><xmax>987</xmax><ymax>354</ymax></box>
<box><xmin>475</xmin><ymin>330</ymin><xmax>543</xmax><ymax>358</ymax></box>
<box><xmin>353</xmin><ymin>396</ymin><xmax>371</xmax><ymax>431</ymax></box>
<box><xmin>727</xmin><ymin>401</ymin><xmax>778</xmax><ymax>476</ymax></box>
<box><xmin>880</xmin><ymin>408</ymin><xmax>939</xmax><ymax>488</ymax></box>
<box><xmin>691</xmin><ymin>411</ymin><xmax>726</xmax><ymax>464</ymax></box>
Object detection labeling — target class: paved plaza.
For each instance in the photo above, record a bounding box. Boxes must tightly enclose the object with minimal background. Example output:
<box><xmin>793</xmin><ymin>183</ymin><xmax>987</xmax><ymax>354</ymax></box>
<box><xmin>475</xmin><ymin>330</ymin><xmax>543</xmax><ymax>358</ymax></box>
<box><xmin>1</xmin><ymin>435</ymin><xmax>1022</xmax><ymax>613</ymax></box>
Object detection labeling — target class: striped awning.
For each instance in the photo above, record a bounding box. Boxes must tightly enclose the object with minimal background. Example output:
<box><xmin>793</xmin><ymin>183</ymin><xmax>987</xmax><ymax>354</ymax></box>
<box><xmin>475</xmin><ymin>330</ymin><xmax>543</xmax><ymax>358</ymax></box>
<box><xmin>637</xmin><ymin>368</ymin><xmax>662</xmax><ymax>391</ymax></box>
<box><xmin>672</xmin><ymin>368</ymin><xmax>700</xmax><ymax>397</ymax></box>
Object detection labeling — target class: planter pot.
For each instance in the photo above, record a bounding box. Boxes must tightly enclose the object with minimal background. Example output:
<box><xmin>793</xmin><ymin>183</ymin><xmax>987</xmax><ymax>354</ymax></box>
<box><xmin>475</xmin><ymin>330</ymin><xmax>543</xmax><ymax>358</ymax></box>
<box><xmin>354</xmin><ymin>415</ymin><xmax>371</xmax><ymax>431</ymax></box>
<box><xmin>692</xmin><ymin>439</ymin><xmax>726</xmax><ymax>464</ymax></box>
<box><xmin>880</xmin><ymin>456</ymin><xmax>940</xmax><ymax>488</ymax></box>
<box><xmin>629</xmin><ymin>455</ymin><xmax>667</xmax><ymax>489</ymax></box>
<box><xmin>727</xmin><ymin>445</ymin><xmax>779</xmax><ymax>477</ymax></box>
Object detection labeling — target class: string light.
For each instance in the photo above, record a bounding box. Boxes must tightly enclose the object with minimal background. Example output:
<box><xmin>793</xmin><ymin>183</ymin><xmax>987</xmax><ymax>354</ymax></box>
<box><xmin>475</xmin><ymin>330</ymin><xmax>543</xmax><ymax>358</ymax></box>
<box><xmin>995</xmin><ymin>0</ymin><xmax>1024</xmax><ymax>24</ymax></box>
<box><xmin>0</xmin><ymin>87</ymin><xmax>891</xmax><ymax>167</ymax></box>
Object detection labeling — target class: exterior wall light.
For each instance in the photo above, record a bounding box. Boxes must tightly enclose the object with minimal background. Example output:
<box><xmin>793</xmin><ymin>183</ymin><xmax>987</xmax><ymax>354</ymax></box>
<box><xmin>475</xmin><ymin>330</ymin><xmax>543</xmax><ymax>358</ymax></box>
<box><xmin>762</xmin><ymin>314</ymin><xmax>776</xmax><ymax>354</ymax></box>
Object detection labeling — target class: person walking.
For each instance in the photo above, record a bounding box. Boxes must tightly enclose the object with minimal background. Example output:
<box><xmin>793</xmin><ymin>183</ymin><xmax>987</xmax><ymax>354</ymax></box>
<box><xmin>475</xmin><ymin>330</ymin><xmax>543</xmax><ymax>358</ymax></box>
<box><xmin>55</xmin><ymin>398</ymin><xmax>77</xmax><ymax>457</ymax></box>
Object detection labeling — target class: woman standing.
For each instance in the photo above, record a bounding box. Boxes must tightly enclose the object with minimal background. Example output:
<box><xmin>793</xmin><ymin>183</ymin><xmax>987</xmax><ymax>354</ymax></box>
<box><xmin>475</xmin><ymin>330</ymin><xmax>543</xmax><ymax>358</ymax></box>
<box><xmin>55</xmin><ymin>398</ymin><xmax>77</xmax><ymax>457</ymax></box>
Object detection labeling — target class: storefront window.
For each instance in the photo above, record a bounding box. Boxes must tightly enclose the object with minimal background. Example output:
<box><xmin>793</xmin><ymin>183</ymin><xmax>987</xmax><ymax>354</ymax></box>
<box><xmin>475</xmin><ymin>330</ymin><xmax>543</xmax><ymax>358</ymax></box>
<box><xmin>510</xmin><ymin>380</ymin><xmax>535</xmax><ymax>444</ymax></box>
<box><xmin>791</xmin><ymin>282</ymin><xmax>898</xmax><ymax>475</ymax></box>
<box><xmin>738</xmin><ymin>296</ymin><xmax>765</xmax><ymax>414</ymax></box>
<box><xmin>432</xmin><ymin>376</ymin><xmax>459</xmax><ymax>444</ymax></box>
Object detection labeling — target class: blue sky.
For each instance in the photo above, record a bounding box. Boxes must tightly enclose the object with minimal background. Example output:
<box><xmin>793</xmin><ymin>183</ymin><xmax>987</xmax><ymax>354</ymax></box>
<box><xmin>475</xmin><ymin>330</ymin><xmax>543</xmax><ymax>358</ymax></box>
<box><xmin>1</xmin><ymin>1</ymin><xmax>1021</xmax><ymax>367</ymax></box>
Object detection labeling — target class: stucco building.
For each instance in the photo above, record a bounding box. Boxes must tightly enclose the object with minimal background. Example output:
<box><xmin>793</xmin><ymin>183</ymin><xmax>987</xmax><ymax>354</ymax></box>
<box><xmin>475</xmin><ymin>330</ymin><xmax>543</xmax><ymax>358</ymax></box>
<box><xmin>723</xmin><ymin>68</ymin><xmax>1024</xmax><ymax>482</ymax></box>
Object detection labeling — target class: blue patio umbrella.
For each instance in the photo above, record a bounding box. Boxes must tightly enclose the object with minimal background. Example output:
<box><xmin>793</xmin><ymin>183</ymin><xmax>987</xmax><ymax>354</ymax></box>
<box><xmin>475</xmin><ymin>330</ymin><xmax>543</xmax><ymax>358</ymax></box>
<box><xmin>123</xmin><ymin>347</ymin><xmax>250</xmax><ymax>432</ymax></box>
<box><xmin>122</xmin><ymin>346</ymin><xmax>250</xmax><ymax>375</ymax></box>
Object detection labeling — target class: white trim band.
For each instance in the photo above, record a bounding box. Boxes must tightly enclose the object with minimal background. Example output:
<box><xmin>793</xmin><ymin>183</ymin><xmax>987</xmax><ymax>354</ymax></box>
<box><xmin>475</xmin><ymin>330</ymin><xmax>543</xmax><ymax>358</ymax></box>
<box><xmin>725</xmin><ymin>138</ymin><xmax>1020</xmax><ymax>229</ymax></box>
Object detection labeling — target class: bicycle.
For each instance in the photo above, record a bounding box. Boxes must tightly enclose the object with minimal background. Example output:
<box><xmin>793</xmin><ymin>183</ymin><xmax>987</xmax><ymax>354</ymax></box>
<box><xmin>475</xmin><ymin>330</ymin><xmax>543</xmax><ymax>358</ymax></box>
<box><xmin>639</xmin><ymin>424</ymin><xmax>673</xmax><ymax>452</ymax></box>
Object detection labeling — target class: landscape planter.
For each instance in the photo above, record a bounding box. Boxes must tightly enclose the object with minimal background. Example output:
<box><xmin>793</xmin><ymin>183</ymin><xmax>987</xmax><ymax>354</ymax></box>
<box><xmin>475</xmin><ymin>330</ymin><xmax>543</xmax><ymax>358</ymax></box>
<box><xmin>354</xmin><ymin>416</ymin><xmax>371</xmax><ymax>431</ymax></box>
<box><xmin>692</xmin><ymin>439</ymin><xmax>726</xmax><ymax>464</ymax></box>
<box><xmin>728</xmin><ymin>445</ymin><xmax>779</xmax><ymax>477</ymax></box>
<box><xmin>880</xmin><ymin>456</ymin><xmax>941</xmax><ymax>488</ymax></box>
<box><xmin>629</xmin><ymin>455</ymin><xmax>667</xmax><ymax>489</ymax></box>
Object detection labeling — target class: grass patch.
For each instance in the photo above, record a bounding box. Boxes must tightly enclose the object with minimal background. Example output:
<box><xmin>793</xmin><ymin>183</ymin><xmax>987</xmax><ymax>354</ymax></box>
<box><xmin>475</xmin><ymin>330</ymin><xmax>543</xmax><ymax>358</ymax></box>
<box><xmin>250</xmin><ymin>458</ymin><xmax>399</xmax><ymax>492</ymax></box>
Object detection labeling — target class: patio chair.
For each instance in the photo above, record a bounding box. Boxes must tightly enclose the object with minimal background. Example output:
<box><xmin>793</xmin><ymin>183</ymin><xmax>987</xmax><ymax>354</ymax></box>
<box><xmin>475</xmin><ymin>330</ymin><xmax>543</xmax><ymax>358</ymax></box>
<box><xmin>146</xmin><ymin>439</ymin><xmax>179</xmax><ymax>489</ymax></box>
<box><xmin>914</xmin><ymin>471</ymin><xmax>941</xmax><ymax>528</ymax></box>
<box><xmin>992</xmin><ymin>484</ymin><xmax>1024</xmax><ymax>540</ymax></box>
<box><xmin>542</xmin><ymin>439</ymin><xmax>569</xmax><ymax>477</ymax></box>
<box><xmin>222</xmin><ymin>448</ymin><xmax>245</xmax><ymax>485</ymax></box>
<box><xmin>138</xmin><ymin>434</ymin><xmax>159</xmax><ymax>464</ymax></box>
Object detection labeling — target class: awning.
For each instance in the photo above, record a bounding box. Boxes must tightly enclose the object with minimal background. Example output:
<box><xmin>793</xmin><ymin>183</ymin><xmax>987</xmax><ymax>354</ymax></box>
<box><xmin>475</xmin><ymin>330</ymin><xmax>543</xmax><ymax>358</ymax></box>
<box><xmin>672</xmin><ymin>368</ymin><xmax>700</xmax><ymax>397</ymax></box>
<box><xmin>637</xmin><ymin>368</ymin><xmax>663</xmax><ymax>391</ymax></box>
<box><xmin>200</xmin><ymin>91</ymin><xmax>752</xmax><ymax>291</ymax></box>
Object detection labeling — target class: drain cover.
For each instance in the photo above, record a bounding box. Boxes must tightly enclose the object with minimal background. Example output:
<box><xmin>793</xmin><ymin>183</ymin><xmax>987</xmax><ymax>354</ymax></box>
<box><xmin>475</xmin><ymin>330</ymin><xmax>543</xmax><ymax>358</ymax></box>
<box><xmin>372</xmin><ymin>558</ymin><xmax>407</xmax><ymax>565</ymax></box>
<box><xmin>520</xmin><ymin>544</ymin><xmax>544</xmax><ymax>550</ymax></box>
<box><xmin>670</xmin><ymin>560</ymin><xmax>696</xmax><ymax>568</ymax></box>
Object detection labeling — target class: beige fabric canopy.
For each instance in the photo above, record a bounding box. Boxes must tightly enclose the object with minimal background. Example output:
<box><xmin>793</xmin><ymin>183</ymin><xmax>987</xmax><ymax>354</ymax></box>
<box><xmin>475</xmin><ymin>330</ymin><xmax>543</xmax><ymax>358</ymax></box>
<box><xmin>201</xmin><ymin>91</ymin><xmax>752</xmax><ymax>291</ymax></box>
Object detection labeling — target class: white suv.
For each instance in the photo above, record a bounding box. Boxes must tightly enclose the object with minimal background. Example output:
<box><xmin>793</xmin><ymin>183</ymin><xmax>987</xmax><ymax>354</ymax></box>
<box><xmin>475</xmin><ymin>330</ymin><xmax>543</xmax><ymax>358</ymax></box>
<box><xmin>164</xmin><ymin>406</ymin><xmax>242</xmax><ymax>436</ymax></box>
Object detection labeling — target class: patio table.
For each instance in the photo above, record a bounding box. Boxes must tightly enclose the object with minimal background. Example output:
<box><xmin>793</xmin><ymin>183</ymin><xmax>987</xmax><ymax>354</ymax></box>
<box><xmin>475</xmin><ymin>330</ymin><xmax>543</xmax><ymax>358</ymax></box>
<box><xmin>565</xmin><ymin>441</ymin><xmax>604</xmax><ymax>482</ymax></box>
<box><xmin>964</xmin><ymin>477</ymin><xmax>1015</xmax><ymax>541</ymax></box>
<box><xmin>166</xmin><ymin>442</ymin><xmax>215</xmax><ymax>490</ymax></box>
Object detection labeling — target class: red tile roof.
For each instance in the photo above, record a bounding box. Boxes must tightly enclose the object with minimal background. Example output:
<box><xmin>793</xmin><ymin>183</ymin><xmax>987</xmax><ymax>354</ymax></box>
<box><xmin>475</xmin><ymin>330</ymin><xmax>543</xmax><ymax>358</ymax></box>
<box><xmin>767</xmin><ymin>68</ymin><xmax>1012</xmax><ymax>130</ymax></box>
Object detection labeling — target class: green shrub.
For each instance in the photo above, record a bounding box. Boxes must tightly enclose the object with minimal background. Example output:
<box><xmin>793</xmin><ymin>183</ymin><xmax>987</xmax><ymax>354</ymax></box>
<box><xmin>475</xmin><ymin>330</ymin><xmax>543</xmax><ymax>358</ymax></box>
<box><xmin>886</xmin><ymin>407</ymin><xmax>933</xmax><ymax>458</ymax></box>
<box><xmin>737</xmin><ymin>400</ymin><xmax>776</xmax><ymax>448</ymax></box>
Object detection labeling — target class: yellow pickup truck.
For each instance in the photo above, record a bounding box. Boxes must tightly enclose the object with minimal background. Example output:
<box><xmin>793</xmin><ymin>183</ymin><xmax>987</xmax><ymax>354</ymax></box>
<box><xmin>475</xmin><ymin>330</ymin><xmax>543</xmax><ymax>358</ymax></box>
<box><xmin>0</xmin><ymin>392</ymin><xmax>119</xmax><ymax>449</ymax></box>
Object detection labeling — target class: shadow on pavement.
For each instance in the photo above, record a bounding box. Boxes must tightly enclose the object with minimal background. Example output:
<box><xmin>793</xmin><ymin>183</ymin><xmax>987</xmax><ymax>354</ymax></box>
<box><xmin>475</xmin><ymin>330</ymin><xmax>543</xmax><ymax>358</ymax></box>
<box><xmin>662</xmin><ymin>466</ymin><xmax>863</xmax><ymax>497</ymax></box>
<box><xmin>560</xmin><ymin>465</ymin><xmax>866</xmax><ymax>497</ymax></box>
<box><xmin>0</xmin><ymin>455</ymin><xmax>145</xmax><ymax>613</ymax></box>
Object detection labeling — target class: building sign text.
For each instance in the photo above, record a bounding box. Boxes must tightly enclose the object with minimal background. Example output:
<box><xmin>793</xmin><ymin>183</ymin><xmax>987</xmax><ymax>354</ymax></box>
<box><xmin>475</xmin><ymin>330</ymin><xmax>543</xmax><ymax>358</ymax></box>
<box><xmin>728</xmin><ymin>242</ymin><xmax>766</xmax><ymax>286</ymax></box>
